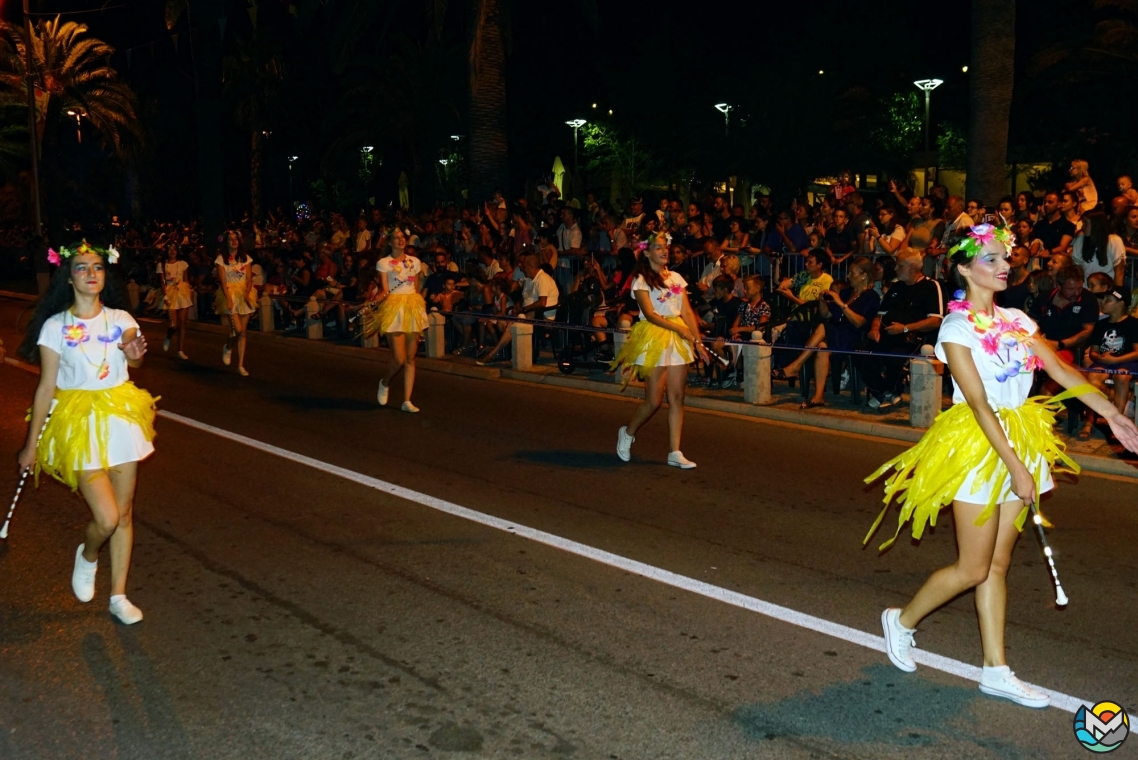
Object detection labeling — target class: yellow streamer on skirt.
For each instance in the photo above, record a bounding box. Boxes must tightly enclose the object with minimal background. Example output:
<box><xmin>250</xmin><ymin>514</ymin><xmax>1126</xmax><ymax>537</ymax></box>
<box><xmin>609</xmin><ymin>316</ymin><xmax>694</xmax><ymax>389</ymax></box>
<box><xmin>32</xmin><ymin>382</ymin><xmax>159</xmax><ymax>491</ymax></box>
<box><xmin>863</xmin><ymin>383</ymin><xmax>1100</xmax><ymax>551</ymax></box>
<box><xmin>370</xmin><ymin>292</ymin><xmax>428</xmax><ymax>336</ymax></box>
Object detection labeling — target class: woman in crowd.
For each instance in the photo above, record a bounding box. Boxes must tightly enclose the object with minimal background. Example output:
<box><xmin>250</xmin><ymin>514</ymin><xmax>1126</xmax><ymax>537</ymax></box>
<box><xmin>612</xmin><ymin>231</ymin><xmax>711</xmax><ymax>469</ymax></box>
<box><xmin>1015</xmin><ymin>192</ymin><xmax>1038</xmax><ymax>223</ymax></box>
<box><xmin>1065</xmin><ymin>159</ymin><xmax>1098</xmax><ymax>213</ymax></box>
<box><xmin>1013</xmin><ymin>218</ymin><xmax>1044</xmax><ymax>268</ymax></box>
<box><xmin>372</xmin><ymin>227</ymin><xmax>429</xmax><ymax>413</ymax></box>
<box><xmin>1117</xmin><ymin>205</ymin><xmax>1138</xmax><ymax>260</ymax></box>
<box><xmin>721</xmin><ymin>217</ymin><xmax>749</xmax><ymax>256</ymax></box>
<box><xmin>158</xmin><ymin>242</ymin><xmax>192</xmax><ymax>360</ymax></box>
<box><xmin>868</xmin><ymin>205</ymin><xmax>906</xmax><ymax>257</ymax></box>
<box><xmin>868</xmin><ymin>223</ymin><xmax>1138</xmax><ymax>708</ymax></box>
<box><xmin>17</xmin><ymin>240</ymin><xmax>158</xmax><ymax>625</ymax></box>
<box><xmin>1072</xmin><ymin>209</ymin><xmax>1126</xmax><ymax>286</ymax></box>
<box><xmin>214</xmin><ymin>230</ymin><xmax>255</xmax><ymax>376</ymax></box>
<box><xmin>905</xmin><ymin>197</ymin><xmax>944</xmax><ymax>278</ymax></box>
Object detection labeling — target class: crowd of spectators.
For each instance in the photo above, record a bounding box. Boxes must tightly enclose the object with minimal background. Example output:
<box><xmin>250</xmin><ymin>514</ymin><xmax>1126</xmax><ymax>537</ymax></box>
<box><xmin>2</xmin><ymin>157</ymin><xmax>1136</xmax><ymax>418</ymax></box>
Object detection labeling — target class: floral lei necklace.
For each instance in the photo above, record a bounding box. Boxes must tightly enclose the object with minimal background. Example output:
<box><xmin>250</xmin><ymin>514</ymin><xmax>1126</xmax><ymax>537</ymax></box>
<box><xmin>62</xmin><ymin>304</ymin><xmax>121</xmax><ymax>381</ymax></box>
<box><xmin>947</xmin><ymin>290</ymin><xmax>1043</xmax><ymax>381</ymax></box>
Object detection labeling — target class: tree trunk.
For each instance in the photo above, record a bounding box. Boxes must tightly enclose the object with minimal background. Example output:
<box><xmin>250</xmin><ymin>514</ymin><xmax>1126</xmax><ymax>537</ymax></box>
<box><xmin>250</xmin><ymin>129</ymin><xmax>262</xmax><ymax>221</ymax></box>
<box><xmin>189</xmin><ymin>0</ymin><xmax>227</xmax><ymax>244</ymax></box>
<box><xmin>467</xmin><ymin>0</ymin><xmax>509</xmax><ymax>205</ymax></box>
<box><xmin>966</xmin><ymin>0</ymin><xmax>1015</xmax><ymax>205</ymax></box>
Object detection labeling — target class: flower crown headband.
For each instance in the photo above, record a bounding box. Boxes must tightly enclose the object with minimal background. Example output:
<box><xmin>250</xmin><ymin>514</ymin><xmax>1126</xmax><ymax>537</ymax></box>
<box><xmin>948</xmin><ymin>223</ymin><xmax>1015</xmax><ymax>260</ymax></box>
<box><xmin>47</xmin><ymin>239</ymin><xmax>120</xmax><ymax>266</ymax></box>
<box><xmin>636</xmin><ymin>231</ymin><xmax>673</xmax><ymax>251</ymax></box>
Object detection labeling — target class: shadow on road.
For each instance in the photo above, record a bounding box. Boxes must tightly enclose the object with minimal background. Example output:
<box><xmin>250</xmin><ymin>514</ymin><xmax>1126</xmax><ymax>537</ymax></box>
<box><xmin>271</xmin><ymin>395</ymin><xmax>377</xmax><ymax>412</ymax></box>
<box><xmin>512</xmin><ymin>450</ymin><xmax>628</xmax><ymax>469</ymax></box>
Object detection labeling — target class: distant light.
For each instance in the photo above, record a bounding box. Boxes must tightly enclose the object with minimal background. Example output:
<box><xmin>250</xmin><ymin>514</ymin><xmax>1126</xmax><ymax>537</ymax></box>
<box><xmin>450</xmin><ymin>135</ymin><xmax>462</xmax><ymax>140</ymax></box>
<box><xmin>566</xmin><ymin>119</ymin><xmax>587</xmax><ymax>129</ymax></box>
<box><xmin>913</xmin><ymin>79</ymin><xmax>944</xmax><ymax>92</ymax></box>
<box><xmin>714</xmin><ymin>103</ymin><xmax>733</xmax><ymax>114</ymax></box>
<box><xmin>608</xmin><ymin>109</ymin><xmax>613</xmax><ymax>115</ymax></box>
<box><xmin>289</xmin><ymin>155</ymin><xmax>298</xmax><ymax>163</ymax></box>
<box><xmin>362</xmin><ymin>146</ymin><xmax>374</xmax><ymax>153</ymax></box>
<box><xmin>591</xmin><ymin>103</ymin><xmax>597</xmax><ymax>109</ymax></box>
<box><xmin>439</xmin><ymin>159</ymin><xmax>449</xmax><ymax>166</ymax></box>
<box><xmin>962</xmin><ymin>65</ymin><xmax>969</xmax><ymax>73</ymax></box>
<box><xmin>818</xmin><ymin>70</ymin><xmax>824</xmax><ymax>75</ymax></box>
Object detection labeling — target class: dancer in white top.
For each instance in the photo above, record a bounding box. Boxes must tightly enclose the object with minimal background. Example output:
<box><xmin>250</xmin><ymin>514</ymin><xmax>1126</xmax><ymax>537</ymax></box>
<box><xmin>371</xmin><ymin>228</ymin><xmax>429</xmax><ymax>412</ymax></box>
<box><xmin>159</xmin><ymin>242</ymin><xmax>192</xmax><ymax>360</ymax></box>
<box><xmin>16</xmin><ymin>240</ymin><xmax>158</xmax><ymax>625</ymax></box>
<box><xmin>214</xmin><ymin>230</ymin><xmax>255</xmax><ymax>376</ymax></box>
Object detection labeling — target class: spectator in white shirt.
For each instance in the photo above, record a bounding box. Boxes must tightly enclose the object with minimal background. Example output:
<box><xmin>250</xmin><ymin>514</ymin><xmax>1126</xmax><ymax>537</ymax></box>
<box><xmin>355</xmin><ymin>217</ymin><xmax>372</xmax><ymax>252</ymax></box>
<box><xmin>556</xmin><ymin>207</ymin><xmax>583</xmax><ymax>252</ymax></box>
<box><xmin>942</xmin><ymin>196</ymin><xmax>975</xmax><ymax>250</ymax></box>
<box><xmin>476</xmin><ymin>253</ymin><xmax>559</xmax><ymax>364</ymax></box>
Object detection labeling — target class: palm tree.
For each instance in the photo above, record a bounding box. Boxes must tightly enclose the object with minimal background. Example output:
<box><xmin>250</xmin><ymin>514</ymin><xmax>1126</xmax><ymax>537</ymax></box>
<box><xmin>466</xmin><ymin>0</ymin><xmax>508</xmax><ymax>204</ymax></box>
<box><xmin>0</xmin><ymin>16</ymin><xmax>141</xmax><ymax>233</ymax></box>
<box><xmin>966</xmin><ymin>0</ymin><xmax>1016</xmax><ymax>205</ymax></box>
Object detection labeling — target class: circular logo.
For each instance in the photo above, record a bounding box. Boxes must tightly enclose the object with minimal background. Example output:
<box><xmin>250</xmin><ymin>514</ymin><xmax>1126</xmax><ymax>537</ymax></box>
<box><xmin>1074</xmin><ymin>701</ymin><xmax>1129</xmax><ymax>753</ymax></box>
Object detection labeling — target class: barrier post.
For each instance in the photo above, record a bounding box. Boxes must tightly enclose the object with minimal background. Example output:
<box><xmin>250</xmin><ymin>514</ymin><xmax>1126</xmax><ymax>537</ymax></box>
<box><xmin>909</xmin><ymin>356</ymin><xmax>944</xmax><ymax>427</ymax></box>
<box><xmin>259</xmin><ymin>294</ymin><xmax>274</xmax><ymax>333</ymax></box>
<box><xmin>305</xmin><ymin>296</ymin><xmax>323</xmax><ymax>340</ymax></box>
<box><xmin>742</xmin><ymin>334</ymin><xmax>772</xmax><ymax>405</ymax></box>
<box><xmin>510</xmin><ymin>321</ymin><xmax>533</xmax><ymax>370</ymax></box>
<box><xmin>426</xmin><ymin>312</ymin><xmax>447</xmax><ymax>358</ymax></box>
<box><xmin>611</xmin><ymin>329</ymin><xmax>628</xmax><ymax>384</ymax></box>
<box><xmin>127</xmin><ymin>281</ymin><xmax>140</xmax><ymax>312</ymax></box>
<box><xmin>362</xmin><ymin>328</ymin><xmax>379</xmax><ymax>348</ymax></box>
<box><xmin>187</xmin><ymin>290</ymin><xmax>198</xmax><ymax>321</ymax></box>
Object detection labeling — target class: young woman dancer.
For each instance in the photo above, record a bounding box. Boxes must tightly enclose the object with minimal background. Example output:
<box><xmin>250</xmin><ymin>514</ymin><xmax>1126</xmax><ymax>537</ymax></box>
<box><xmin>611</xmin><ymin>232</ymin><xmax>711</xmax><ymax>468</ymax></box>
<box><xmin>16</xmin><ymin>241</ymin><xmax>158</xmax><ymax>625</ymax></box>
<box><xmin>214</xmin><ymin>230</ymin><xmax>254</xmax><ymax>376</ymax></box>
<box><xmin>866</xmin><ymin>224</ymin><xmax>1138</xmax><ymax>707</ymax></box>
<box><xmin>159</xmin><ymin>242</ymin><xmax>192</xmax><ymax>360</ymax></box>
<box><xmin>372</xmin><ymin>228</ymin><xmax>428</xmax><ymax>412</ymax></box>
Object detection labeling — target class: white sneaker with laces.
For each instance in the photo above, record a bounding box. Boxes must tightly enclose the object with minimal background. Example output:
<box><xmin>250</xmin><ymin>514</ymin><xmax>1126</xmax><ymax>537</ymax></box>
<box><xmin>881</xmin><ymin>608</ymin><xmax>917</xmax><ymax>672</ymax></box>
<box><xmin>177</xmin><ymin>351</ymin><xmax>189</xmax><ymax>360</ymax></box>
<box><xmin>237</xmin><ymin>367</ymin><xmax>249</xmax><ymax>377</ymax></box>
<box><xmin>162</xmin><ymin>337</ymin><xmax>171</xmax><ymax>352</ymax></box>
<box><xmin>221</xmin><ymin>344</ymin><xmax>232</xmax><ymax>366</ymax></box>
<box><xmin>979</xmin><ymin>665</ymin><xmax>1049</xmax><ymax>708</ymax></box>
<box><xmin>667</xmin><ymin>451</ymin><xmax>697</xmax><ymax>469</ymax></box>
<box><xmin>616</xmin><ymin>426</ymin><xmax>634</xmax><ymax>462</ymax></box>
<box><xmin>377</xmin><ymin>380</ymin><xmax>389</xmax><ymax>406</ymax></box>
<box><xmin>401</xmin><ymin>401</ymin><xmax>420</xmax><ymax>413</ymax></box>
<box><xmin>71</xmin><ymin>544</ymin><xmax>97</xmax><ymax>603</ymax></box>
<box><xmin>109</xmin><ymin>595</ymin><xmax>144</xmax><ymax>625</ymax></box>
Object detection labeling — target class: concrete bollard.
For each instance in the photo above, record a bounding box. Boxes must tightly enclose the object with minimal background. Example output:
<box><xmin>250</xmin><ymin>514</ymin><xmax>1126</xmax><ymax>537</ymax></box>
<box><xmin>259</xmin><ymin>294</ymin><xmax>274</xmax><ymax>332</ymax></box>
<box><xmin>127</xmin><ymin>281</ymin><xmax>140</xmax><ymax>312</ymax></box>
<box><xmin>742</xmin><ymin>335</ymin><xmax>773</xmax><ymax>405</ymax></box>
<box><xmin>510</xmin><ymin>321</ymin><xmax>534</xmax><ymax>370</ymax></box>
<box><xmin>426</xmin><ymin>311</ymin><xmax>446</xmax><ymax>358</ymax></box>
<box><xmin>909</xmin><ymin>356</ymin><xmax>944</xmax><ymax>427</ymax></box>
<box><xmin>612</xmin><ymin>329</ymin><xmax>628</xmax><ymax>384</ymax></box>
<box><xmin>187</xmin><ymin>290</ymin><xmax>198</xmax><ymax>321</ymax></box>
<box><xmin>305</xmin><ymin>296</ymin><xmax>323</xmax><ymax>340</ymax></box>
<box><xmin>362</xmin><ymin>329</ymin><xmax>379</xmax><ymax>348</ymax></box>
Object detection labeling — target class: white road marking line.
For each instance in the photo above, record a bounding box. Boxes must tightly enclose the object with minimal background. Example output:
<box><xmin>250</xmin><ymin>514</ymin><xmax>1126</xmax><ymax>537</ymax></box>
<box><xmin>159</xmin><ymin>409</ymin><xmax>1093</xmax><ymax>714</ymax></box>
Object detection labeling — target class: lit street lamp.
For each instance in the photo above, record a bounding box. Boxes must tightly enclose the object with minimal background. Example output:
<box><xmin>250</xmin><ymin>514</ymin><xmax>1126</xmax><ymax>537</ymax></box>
<box><xmin>66</xmin><ymin>108</ymin><xmax>87</xmax><ymax>143</ymax></box>
<box><xmin>288</xmin><ymin>155</ymin><xmax>298</xmax><ymax>208</ymax></box>
<box><xmin>714</xmin><ymin>103</ymin><xmax>733</xmax><ymax>136</ymax></box>
<box><xmin>565</xmin><ymin>119</ymin><xmax>586</xmax><ymax>172</ymax></box>
<box><xmin>913</xmin><ymin>79</ymin><xmax>943</xmax><ymax>154</ymax></box>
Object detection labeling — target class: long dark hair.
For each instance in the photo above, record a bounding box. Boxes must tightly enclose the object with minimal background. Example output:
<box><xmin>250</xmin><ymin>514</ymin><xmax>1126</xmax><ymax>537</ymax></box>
<box><xmin>1078</xmin><ymin>210</ymin><xmax>1110</xmax><ymax>267</ymax></box>
<box><xmin>223</xmin><ymin>230</ymin><xmax>249</xmax><ymax>264</ymax></box>
<box><xmin>633</xmin><ymin>244</ymin><xmax>667</xmax><ymax>290</ymax></box>
<box><xmin>18</xmin><ymin>252</ymin><xmax>129</xmax><ymax>363</ymax></box>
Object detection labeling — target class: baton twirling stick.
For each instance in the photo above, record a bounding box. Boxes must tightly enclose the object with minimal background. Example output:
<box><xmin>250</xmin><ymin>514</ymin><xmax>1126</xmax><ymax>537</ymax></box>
<box><xmin>1</xmin><ymin>413</ymin><xmax>50</xmax><ymax>540</ymax></box>
<box><xmin>1028</xmin><ymin>500</ymin><xmax>1068</xmax><ymax>607</ymax></box>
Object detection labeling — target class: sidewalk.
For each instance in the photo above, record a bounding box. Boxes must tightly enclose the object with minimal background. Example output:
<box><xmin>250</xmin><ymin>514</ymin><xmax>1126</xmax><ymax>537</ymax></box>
<box><xmin>3</xmin><ymin>291</ymin><xmax>1136</xmax><ymax>480</ymax></box>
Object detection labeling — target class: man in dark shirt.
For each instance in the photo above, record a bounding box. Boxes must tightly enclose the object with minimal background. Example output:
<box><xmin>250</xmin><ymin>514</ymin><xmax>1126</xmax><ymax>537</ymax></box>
<box><xmin>854</xmin><ymin>250</ymin><xmax>946</xmax><ymax>409</ymax></box>
<box><xmin>701</xmin><ymin>275</ymin><xmax>742</xmax><ymax>387</ymax></box>
<box><xmin>1031</xmin><ymin>192</ymin><xmax>1076</xmax><ymax>256</ymax></box>
<box><xmin>1035</xmin><ymin>264</ymin><xmax>1098</xmax><ymax>363</ymax></box>
<box><xmin>1081</xmin><ymin>284</ymin><xmax>1138</xmax><ymax>434</ymax></box>
<box><xmin>825</xmin><ymin>209</ymin><xmax>858</xmax><ymax>261</ymax></box>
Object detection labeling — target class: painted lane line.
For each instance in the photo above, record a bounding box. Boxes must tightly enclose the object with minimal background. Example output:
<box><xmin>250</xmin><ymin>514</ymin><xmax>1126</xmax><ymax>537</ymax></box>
<box><xmin>163</xmin><ymin>409</ymin><xmax>1088</xmax><ymax>713</ymax></box>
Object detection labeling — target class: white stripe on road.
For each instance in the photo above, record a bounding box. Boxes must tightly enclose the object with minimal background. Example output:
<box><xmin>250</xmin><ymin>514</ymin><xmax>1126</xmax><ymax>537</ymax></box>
<box><xmin>160</xmin><ymin>408</ymin><xmax>1090</xmax><ymax>713</ymax></box>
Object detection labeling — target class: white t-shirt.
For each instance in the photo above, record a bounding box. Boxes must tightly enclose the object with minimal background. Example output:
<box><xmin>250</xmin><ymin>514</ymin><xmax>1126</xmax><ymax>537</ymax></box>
<box><xmin>1072</xmin><ymin>234</ymin><xmax>1125</xmax><ymax>285</ymax></box>
<box><xmin>38</xmin><ymin>307</ymin><xmax>138</xmax><ymax>391</ymax></box>
<box><xmin>874</xmin><ymin>224</ymin><xmax>906</xmax><ymax>256</ymax></box>
<box><xmin>522</xmin><ymin>269</ymin><xmax>559</xmax><ymax>319</ymax></box>
<box><xmin>377</xmin><ymin>254</ymin><xmax>422</xmax><ymax>295</ymax></box>
<box><xmin>935</xmin><ymin>306</ymin><xmax>1041</xmax><ymax>410</ymax></box>
<box><xmin>215</xmin><ymin>255</ymin><xmax>250</xmax><ymax>289</ymax></box>
<box><xmin>158</xmin><ymin>260</ymin><xmax>189</xmax><ymax>286</ymax></box>
<box><xmin>633</xmin><ymin>270</ymin><xmax>688</xmax><ymax>319</ymax></box>
<box><xmin>556</xmin><ymin>223</ymin><xmax>582</xmax><ymax>252</ymax></box>
<box><xmin>355</xmin><ymin>229</ymin><xmax>372</xmax><ymax>252</ymax></box>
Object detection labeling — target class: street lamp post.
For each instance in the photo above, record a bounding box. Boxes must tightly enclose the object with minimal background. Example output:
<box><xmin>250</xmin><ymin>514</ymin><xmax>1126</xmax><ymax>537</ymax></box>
<box><xmin>288</xmin><ymin>155</ymin><xmax>298</xmax><ymax>208</ymax></box>
<box><xmin>24</xmin><ymin>0</ymin><xmax>41</xmax><ymax>234</ymax></box>
<box><xmin>66</xmin><ymin>109</ymin><xmax>86</xmax><ymax>143</ymax></box>
<box><xmin>913</xmin><ymin>79</ymin><xmax>943</xmax><ymax>195</ymax></box>
<box><xmin>714</xmin><ymin>103</ymin><xmax>733</xmax><ymax>136</ymax></box>
<box><xmin>565</xmin><ymin>119</ymin><xmax>586</xmax><ymax>172</ymax></box>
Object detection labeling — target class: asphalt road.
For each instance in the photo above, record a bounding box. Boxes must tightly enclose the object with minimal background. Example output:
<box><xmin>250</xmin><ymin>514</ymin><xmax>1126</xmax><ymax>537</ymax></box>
<box><xmin>1</xmin><ymin>302</ymin><xmax>1136</xmax><ymax>759</ymax></box>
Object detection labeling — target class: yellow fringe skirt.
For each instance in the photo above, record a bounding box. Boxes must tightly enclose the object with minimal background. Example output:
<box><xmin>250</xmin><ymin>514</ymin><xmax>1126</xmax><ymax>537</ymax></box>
<box><xmin>609</xmin><ymin>317</ymin><xmax>694</xmax><ymax>388</ymax></box>
<box><xmin>36</xmin><ymin>382</ymin><xmax>159</xmax><ymax>491</ymax></box>
<box><xmin>863</xmin><ymin>384</ymin><xmax>1097</xmax><ymax>551</ymax></box>
<box><xmin>371</xmin><ymin>292</ymin><xmax>428</xmax><ymax>336</ymax></box>
<box><xmin>164</xmin><ymin>281</ymin><xmax>193</xmax><ymax>311</ymax></box>
<box><xmin>213</xmin><ymin>284</ymin><xmax>257</xmax><ymax>316</ymax></box>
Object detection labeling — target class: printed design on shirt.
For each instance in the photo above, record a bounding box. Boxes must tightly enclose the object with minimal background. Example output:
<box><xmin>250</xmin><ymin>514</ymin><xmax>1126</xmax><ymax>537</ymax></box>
<box><xmin>97</xmin><ymin>325</ymin><xmax>124</xmax><ymax>344</ymax></box>
<box><xmin>388</xmin><ymin>257</ymin><xmax>415</xmax><ymax>289</ymax></box>
<box><xmin>62</xmin><ymin>322</ymin><xmax>89</xmax><ymax>347</ymax></box>
<box><xmin>657</xmin><ymin>281</ymin><xmax>684</xmax><ymax>305</ymax></box>
<box><xmin>1100</xmin><ymin>327</ymin><xmax>1126</xmax><ymax>356</ymax></box>
<box><xmin>948</xmin><ymin>300</ymin><xmax>1044</xmax><ymax>381</ymax></box>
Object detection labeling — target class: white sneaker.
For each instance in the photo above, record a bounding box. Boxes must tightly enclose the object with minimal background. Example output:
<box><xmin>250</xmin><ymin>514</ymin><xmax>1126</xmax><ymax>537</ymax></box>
<box><xmin>401</xmin><ymin>401</ymin><xmax>420</xmax><ymax>413</ymax></box>
<box><xmin>71</xmin><ymin>544</ymin><xmax>97</xmax><ymax>603</ymax></box>
<box><xmin>177</xmin><ymin>351</ymin><xmax>189</xmax><ymax>360</ymax></box>
<box><xmin>878</xmin><ymin>392</ymin><xmax>900</xmax><ymax>410</ymax></box>
<box><xmin>221</xmin><ymin>344</ymin><xmax>232</xmax><ymax>366</ymax></box>
<box><xmin>237</xmin><ymin>366</ymin><xmax>249</xmax><ymax>377</ymax></box>
<box><xmin>881</xmin><ymin>608</ymin><xmax>917</xmax><ymax>672</ymax></box>
<box><xmin>979</xmin><ymin>665</ymin><xmax>1049</xmax><ymax>708</ymax></box>
<box><xmin>377</xmin><ymin>380</ymin><xmax>389</xmax><ymax>406</ymax></box>
<box><xmin>162</xmin><ymin>337</ymin><xmax>171</xmax><ymax>352</ymax></box>
<box><xmin>868</xmin><ymin>395</ymin><xmax>882</xmax><ymax>410</ymax></box>
<box><xmin>616</xmin><ymin>426</ymin><xmax>634</xmax><ymax>462</ymax></box>
<box><xmin>667</xmin><ymin>451</ymin><xmax>697</xmax><ymax>469</ymax></box>
<box><xmin>109</xmin><ymin>595</ymin><xmax>144</xmax><ymax>625</ymax></box>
